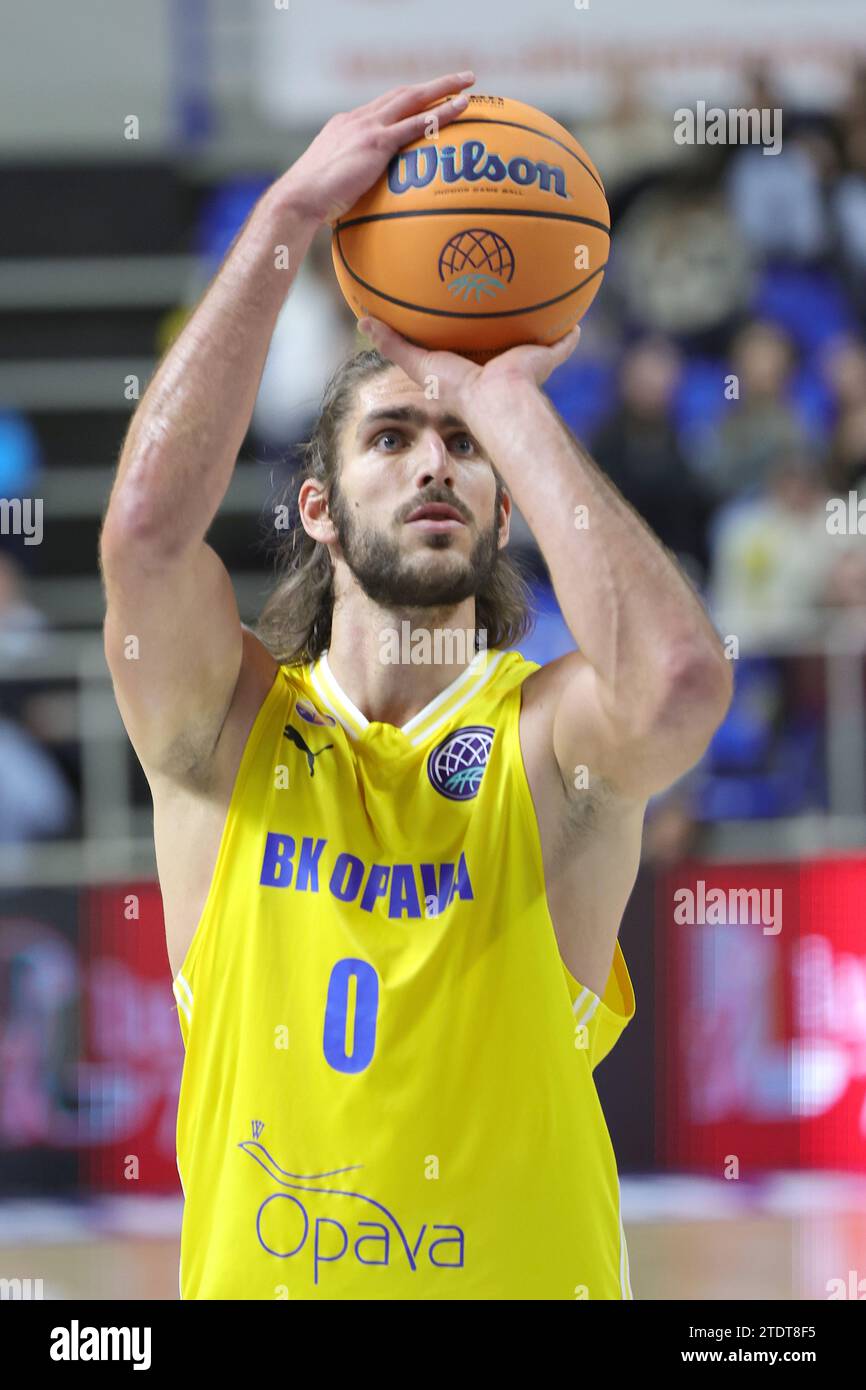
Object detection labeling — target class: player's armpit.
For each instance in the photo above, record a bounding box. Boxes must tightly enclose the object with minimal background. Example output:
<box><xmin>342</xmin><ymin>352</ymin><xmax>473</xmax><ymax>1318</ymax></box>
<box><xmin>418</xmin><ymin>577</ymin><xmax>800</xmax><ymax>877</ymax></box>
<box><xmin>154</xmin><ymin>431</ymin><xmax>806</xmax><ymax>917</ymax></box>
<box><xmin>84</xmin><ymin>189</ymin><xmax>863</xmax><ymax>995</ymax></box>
<box><xmin>100</xmin><ymin>536</ymin><xmax>245</xmax><ymax>783</ymax></box>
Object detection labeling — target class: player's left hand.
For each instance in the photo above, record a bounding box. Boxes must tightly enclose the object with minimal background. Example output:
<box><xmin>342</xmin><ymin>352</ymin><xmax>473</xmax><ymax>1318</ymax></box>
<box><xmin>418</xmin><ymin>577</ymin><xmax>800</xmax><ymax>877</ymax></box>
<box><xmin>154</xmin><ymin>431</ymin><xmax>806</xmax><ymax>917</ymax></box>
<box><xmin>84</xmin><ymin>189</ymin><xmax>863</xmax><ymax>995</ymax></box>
<box><xmin>357</xmin><ymin>315</ymin><xmax>581</xmax><ymax>409</ymax></box>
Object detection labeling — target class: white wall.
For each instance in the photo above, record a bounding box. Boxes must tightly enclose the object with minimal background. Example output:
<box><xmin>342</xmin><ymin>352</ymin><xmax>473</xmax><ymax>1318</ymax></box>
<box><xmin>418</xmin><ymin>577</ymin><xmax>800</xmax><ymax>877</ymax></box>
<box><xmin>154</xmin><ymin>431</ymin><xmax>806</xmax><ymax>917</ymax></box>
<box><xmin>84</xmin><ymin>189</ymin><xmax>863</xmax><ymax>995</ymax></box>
<box><xmin>0</xmin><ymin>0</ymin><xmax>173</xmax><ymax>154</ymax></box>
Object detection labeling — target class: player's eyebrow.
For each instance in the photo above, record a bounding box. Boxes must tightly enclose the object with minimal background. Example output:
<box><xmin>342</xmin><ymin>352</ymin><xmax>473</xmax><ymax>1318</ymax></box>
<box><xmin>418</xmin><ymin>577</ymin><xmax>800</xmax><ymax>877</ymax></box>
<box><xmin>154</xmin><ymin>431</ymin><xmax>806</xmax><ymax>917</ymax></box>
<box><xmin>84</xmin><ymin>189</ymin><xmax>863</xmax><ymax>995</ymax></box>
<box><xmin>357</xmin><ymin>405</ymin><xmax>470</xmax><ymax>438</ymax></box>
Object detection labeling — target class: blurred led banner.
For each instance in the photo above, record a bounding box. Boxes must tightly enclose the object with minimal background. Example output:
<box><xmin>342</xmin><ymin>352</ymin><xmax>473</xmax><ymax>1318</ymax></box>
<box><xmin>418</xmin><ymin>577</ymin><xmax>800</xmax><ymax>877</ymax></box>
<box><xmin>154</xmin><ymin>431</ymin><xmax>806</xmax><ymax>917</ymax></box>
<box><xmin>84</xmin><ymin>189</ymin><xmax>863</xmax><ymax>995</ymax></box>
<box><xmin>660</xmin><ymin>857</ymin><xmax>866</xmax><ymax>1173</ymax></box>
<box><xmin>255</xmin><ymin>0</ymin><xmax>866</xmax><ymax>123</ymax></box>
<box><xmin>81</xmin><ymin>883</ymin><xmax>182</xmax><ymax>1194</ymax></box>
<box><xmin>0</xmin><ymin>889</ymin><xmax>81</xmax><ymax>1194</ymax></box>
<box><xmin>0</xmin><ymin>883</ymin><xmax>181</xmax><ymax>1196</ymax></box>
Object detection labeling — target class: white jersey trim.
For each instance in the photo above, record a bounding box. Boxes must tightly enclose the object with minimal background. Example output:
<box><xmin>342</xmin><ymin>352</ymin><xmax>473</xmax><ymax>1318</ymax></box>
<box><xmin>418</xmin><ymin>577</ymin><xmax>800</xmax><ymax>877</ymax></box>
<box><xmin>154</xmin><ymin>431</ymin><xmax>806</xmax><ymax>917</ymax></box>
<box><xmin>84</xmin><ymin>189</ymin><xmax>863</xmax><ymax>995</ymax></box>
<box><xmin>311</xmin><ymin>646</ymin><xmax>503</xmax><ymax>741</ymax></box>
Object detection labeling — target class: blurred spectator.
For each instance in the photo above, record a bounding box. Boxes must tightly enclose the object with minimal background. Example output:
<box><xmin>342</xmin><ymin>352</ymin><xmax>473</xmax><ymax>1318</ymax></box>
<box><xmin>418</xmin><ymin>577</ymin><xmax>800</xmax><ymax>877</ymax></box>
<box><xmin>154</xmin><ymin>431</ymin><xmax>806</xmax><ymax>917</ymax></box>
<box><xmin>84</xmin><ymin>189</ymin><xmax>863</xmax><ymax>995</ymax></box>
<box><xmin>727</xmin><ymin>123</ymin><xmax>838</xmax><ymax>266</ymax></box>
<box><xmin>840</xmin><ymin>60</ymin><xmax>866</xmax><ymax>127</ymax></box>
<box><xmin>727</xmin><ymin>138</ymin><xmax>831</xmax><ymax>265</ymax></box>
<box><xmin>0</xmin><ymin>553</ymin><xmax>75</xmax><ymax>845</ymax></box>
<box><xmin>824</xmin><ymin>546</ymin><xmax>866</xmax><ymax>615</ymax></box>
<box><xmin>833</xmin><ymin>119</ymin><xmax>866</xmax><ymax>312</ymax></box>
<box><xmin>591</xmin><ymin>336</ymin><xmax>708</xmax><ymax>579</ymax></box>
<box><xmin>613</xmin><ymin>188</ymin><xmax>752</xmax><ymax>337</ymax></box>
<box><xmin>692</xmin><ymin>321</ymin><xmax>809</xmax><ymax>503</ymax></box>
<box><xmin>829</xmin><ymin>402</ymin><xmax>866</xmax><ymax>493</ymax></box>
<box><xmin>693</xmin><ymin>652</ymin><xmax>827</xmax><ymax>819</ymax></box>
<box><xmin>710</xmin><ymin>449</ymin><xmax>852</xmax><ymax>645</ymax></box>
<box><xmin>0</xmin><ymin>551</ymin><xmax>50</xmax><ymax>705</ymax></box>
<box><xmin>0</xmin><ymin>718</ymin><xmax>76</xmax><ymax>846</ymax></box>
<box><xmin>820</xmin><ymin>333</ymin><xmax>866</xmax><ymax>417</ymax></box>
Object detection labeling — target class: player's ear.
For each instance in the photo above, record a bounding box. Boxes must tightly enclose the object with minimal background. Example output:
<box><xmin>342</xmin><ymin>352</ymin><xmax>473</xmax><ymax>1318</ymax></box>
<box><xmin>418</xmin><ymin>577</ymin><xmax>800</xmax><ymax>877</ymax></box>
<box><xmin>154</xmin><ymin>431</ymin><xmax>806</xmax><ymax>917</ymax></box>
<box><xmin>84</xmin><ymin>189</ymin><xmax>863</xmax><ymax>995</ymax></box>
<box><xmin>496</xmin><ymin>483</ymin><xmax>512</xmax><ymax>547</ymax></box>
<box><xmin>300</xmin><ymin>478</ymin><xmax>337</xmax><ymax>544</ymax></box>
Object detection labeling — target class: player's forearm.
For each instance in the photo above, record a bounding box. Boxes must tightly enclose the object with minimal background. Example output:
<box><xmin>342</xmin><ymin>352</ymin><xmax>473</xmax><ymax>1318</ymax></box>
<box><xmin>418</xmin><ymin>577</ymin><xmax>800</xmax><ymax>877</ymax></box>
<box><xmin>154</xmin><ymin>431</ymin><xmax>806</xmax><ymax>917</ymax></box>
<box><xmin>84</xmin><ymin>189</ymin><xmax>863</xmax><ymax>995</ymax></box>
<box><xmin>104</xmin><ymin>177</ymin><xmax>320</xmax><ymax>555</ymax></box>
<box><xmin>468</xmin><ymin>378</ymin><xmax>730</xmax><ymax>716</ymax></box>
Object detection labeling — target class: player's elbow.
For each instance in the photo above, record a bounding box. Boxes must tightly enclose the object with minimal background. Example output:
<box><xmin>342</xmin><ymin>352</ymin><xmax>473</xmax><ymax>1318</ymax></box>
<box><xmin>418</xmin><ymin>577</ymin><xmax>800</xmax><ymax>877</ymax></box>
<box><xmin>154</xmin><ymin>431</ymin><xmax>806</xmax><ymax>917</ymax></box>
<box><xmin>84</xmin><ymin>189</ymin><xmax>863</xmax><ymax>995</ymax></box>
<box><xmin>650</xmin><ymin>642</ymin><xmax>733</xmax><ymax>750</ymax></box>
<box><xmin>615</xmin><ymin>645</ymin><xmax>732</xmax><ymax>796</ymax></box>
<box><xmin>100</xmin><ymin>489</ymin><xmax>191</xmax><ymax>577</ymax></box>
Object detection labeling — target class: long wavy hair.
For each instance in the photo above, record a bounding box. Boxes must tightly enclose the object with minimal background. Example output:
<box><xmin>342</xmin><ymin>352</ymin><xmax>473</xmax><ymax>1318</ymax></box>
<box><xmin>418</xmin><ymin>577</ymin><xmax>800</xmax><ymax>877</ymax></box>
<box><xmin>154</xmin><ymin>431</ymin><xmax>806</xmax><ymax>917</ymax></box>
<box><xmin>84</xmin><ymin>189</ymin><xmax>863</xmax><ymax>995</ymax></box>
<box><xmin>254</xmin><ymin>348</ymin><xmax>535</xmax><ymax>667</ymax></box>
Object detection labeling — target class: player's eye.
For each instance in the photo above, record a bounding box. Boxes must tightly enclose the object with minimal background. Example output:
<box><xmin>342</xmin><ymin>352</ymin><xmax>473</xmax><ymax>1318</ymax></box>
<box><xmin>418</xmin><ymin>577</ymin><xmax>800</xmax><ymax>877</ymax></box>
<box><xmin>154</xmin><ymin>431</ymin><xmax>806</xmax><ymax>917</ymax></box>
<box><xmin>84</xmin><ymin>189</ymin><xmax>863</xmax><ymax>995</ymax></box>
<box><xmin>451</xmin><ymin>434</ymin><xmax>476</xmax><ymax>455</ymax></box>
<box><xmin>372</xmin><ymin>429</ymin><xmax>404</xmax><ymax>450</ymax></box>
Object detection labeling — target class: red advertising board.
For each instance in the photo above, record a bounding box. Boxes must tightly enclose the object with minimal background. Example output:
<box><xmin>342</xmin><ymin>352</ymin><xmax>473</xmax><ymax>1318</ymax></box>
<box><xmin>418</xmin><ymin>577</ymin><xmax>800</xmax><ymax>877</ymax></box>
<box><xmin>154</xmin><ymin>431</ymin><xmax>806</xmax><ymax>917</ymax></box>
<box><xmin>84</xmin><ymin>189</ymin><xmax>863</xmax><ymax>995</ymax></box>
<box><xmin>81</xmin><ymin>883</ymin><xmax>183</xmax><ymax>1193</ymax></box>
<box><xmin>660</xmin><ymin>856</ymin><xmax>866</xmax><ymax>1173</ymax></box>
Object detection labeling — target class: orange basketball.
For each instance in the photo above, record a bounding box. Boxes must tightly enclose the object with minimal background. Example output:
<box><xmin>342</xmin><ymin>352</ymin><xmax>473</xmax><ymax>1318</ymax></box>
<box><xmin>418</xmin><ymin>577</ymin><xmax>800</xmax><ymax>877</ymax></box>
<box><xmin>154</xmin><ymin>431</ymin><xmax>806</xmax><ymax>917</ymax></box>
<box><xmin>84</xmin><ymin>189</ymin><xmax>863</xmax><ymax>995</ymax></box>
<box><xmin>331</xmin><ymin>93</ymin><xmax>610</xmax><ymax>363</ymax></box>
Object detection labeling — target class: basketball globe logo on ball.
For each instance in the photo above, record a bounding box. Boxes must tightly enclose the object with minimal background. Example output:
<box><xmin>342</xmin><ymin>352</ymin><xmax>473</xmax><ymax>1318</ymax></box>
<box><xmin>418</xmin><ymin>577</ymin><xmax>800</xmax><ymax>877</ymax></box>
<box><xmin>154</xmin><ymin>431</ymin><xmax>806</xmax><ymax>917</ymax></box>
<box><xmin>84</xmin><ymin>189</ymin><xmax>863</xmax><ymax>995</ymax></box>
<box><xmin>331</xmin><ymin>93</ymin><xmax>610</xmax><ymax>362</ymax></box>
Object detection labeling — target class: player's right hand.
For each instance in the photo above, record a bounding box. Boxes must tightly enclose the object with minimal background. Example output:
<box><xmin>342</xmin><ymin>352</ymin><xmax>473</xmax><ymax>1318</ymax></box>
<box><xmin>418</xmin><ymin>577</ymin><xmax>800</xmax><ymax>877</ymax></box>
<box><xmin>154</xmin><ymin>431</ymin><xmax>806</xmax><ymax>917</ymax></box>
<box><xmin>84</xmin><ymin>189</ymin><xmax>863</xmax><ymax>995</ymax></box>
<box><xmin>280</xmin><ymin>72</ymin><xmax>475</xmax><ymax>227</ymax></box>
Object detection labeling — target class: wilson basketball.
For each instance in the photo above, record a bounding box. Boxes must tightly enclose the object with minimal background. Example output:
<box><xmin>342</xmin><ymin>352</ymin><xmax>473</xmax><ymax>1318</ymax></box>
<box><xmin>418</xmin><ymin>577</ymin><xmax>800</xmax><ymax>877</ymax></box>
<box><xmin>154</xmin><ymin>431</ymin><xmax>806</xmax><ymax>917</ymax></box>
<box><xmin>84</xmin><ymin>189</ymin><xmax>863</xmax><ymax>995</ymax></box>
<box><xmin>331</xmin><ymin>93</ymin><xmax>610</xmax><ymax>363</ymax></box>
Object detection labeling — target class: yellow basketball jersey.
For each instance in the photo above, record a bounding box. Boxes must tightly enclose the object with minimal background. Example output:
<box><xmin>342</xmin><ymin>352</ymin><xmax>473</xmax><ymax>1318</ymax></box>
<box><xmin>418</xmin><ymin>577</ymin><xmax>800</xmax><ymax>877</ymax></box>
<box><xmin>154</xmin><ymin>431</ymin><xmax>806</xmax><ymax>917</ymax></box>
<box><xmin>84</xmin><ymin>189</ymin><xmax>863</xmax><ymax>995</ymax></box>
<box><xmin>172</xmin><ymin>645</ymin><xmax>635</xmax><ymax>1300</ymax></box>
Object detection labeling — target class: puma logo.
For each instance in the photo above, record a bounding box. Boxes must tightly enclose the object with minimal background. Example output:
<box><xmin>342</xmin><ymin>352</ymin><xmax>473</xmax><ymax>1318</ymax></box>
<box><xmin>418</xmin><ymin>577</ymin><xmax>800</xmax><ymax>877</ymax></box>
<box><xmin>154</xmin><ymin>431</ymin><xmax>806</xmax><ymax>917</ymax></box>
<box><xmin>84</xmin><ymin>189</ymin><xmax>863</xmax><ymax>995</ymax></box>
<box><xmin>283</xmin><ymin>724</ymin><xmax>333</xmax><ymax>777</ymax></box>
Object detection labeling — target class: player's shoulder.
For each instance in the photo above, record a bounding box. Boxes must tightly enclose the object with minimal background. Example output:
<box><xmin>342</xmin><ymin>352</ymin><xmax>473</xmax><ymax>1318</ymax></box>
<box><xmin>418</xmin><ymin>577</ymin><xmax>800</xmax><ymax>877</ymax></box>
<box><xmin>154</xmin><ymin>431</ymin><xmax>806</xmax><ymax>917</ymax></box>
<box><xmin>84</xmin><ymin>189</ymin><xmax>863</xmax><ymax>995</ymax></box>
<box><xmin>483</xmin><ymin>645</ymin><xmax>540</xmax><ymax>690</ymax></box>
<box><xmin>266</xmin><ymin>644</ymin><xmax>338</xmax><ymax>728</ymax></box>
<box><xmin>478</xmin><ymin>647</ymin><xmax>594</xmax><ymax>726</ymax></box>
<box><xmin>516</xmin><ymin>646</ymin><xmax>587</xmax><ymax>711</ymax></box>
<box><xmin>241</xmin><ymin>629</ymin><xmax>316</xmax><ymax>701</ymax></box>
<box><xmin>241</xmin><ymin>623</ymin><xmax>280</xmax><ymax>670</ymax></box>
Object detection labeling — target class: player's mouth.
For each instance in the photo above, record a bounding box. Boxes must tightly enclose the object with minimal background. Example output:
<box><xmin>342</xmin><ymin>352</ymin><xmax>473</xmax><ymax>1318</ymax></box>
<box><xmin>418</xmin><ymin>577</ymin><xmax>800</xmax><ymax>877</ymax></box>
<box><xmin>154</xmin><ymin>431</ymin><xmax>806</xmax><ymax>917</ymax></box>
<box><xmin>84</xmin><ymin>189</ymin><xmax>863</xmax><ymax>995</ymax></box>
<box><xmin>404</xmin><ymin>502</ymin><xmax>467</xmax><ymax>532</ymax></box>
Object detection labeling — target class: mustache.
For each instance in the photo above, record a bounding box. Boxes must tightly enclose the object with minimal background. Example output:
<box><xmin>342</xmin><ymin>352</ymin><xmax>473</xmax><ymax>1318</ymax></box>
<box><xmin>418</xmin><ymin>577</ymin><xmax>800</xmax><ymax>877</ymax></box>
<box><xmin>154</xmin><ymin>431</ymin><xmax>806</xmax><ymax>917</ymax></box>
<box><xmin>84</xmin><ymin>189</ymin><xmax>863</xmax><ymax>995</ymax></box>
<box><xmin>398</xmin><ymin>490</ymin><xmax>473</xmax><ymax>525</ymax></box>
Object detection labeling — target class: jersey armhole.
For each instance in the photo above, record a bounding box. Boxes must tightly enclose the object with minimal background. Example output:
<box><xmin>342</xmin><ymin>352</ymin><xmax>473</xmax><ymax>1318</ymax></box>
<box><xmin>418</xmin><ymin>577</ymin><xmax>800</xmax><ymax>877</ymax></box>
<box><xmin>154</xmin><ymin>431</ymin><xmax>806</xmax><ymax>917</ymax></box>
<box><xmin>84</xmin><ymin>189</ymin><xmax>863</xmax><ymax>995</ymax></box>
<box><xmin>564</xmin><ymin>939</ymin><xmax>636</xmax><ymax>1070</ymax></box>
<box><xmin>562</xmin><ymin>938</ymin><xmax>636</xmax><ymax>1024</ymax></box>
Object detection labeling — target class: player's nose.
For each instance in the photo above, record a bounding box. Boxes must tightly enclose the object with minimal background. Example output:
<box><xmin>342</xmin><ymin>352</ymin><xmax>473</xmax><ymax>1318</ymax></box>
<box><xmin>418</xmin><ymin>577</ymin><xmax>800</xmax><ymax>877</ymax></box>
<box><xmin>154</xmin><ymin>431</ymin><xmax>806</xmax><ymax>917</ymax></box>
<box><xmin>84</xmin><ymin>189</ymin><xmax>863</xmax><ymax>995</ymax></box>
<box><xmin>413</xmin><ymin>431</ymin><xmax>455</xmax><ymax>487</ymax></box>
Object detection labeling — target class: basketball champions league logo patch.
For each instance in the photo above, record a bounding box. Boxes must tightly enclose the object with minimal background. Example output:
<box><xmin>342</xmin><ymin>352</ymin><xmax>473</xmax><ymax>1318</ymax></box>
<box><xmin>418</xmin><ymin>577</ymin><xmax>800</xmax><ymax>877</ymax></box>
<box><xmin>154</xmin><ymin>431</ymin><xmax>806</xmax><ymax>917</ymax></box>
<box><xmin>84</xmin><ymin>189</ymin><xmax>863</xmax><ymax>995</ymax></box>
<box><xmin>426</xmin><ymin>725</ymin><xmax>494</xmax><ymax>801</ymax></box>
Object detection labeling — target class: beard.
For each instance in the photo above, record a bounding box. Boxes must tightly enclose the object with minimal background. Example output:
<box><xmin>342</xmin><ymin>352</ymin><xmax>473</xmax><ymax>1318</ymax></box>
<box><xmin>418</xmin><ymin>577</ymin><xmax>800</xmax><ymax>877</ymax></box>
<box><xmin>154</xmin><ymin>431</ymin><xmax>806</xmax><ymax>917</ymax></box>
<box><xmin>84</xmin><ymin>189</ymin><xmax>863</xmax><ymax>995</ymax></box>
<box><xmin>328</xmin><ymin>480</ymin><xmax>501</xmax><ymax>609</ymax></box>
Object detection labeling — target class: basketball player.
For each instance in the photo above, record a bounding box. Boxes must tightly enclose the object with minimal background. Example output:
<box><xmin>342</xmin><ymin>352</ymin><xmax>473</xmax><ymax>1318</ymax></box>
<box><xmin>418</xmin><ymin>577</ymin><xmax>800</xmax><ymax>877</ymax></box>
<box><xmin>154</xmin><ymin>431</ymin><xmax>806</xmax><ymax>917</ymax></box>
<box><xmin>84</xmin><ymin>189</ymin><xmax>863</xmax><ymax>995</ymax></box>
<box><xmin>100</xmin><ymin>72</ymin><xmax>732</xmax><ymax>1299</ymax></box>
